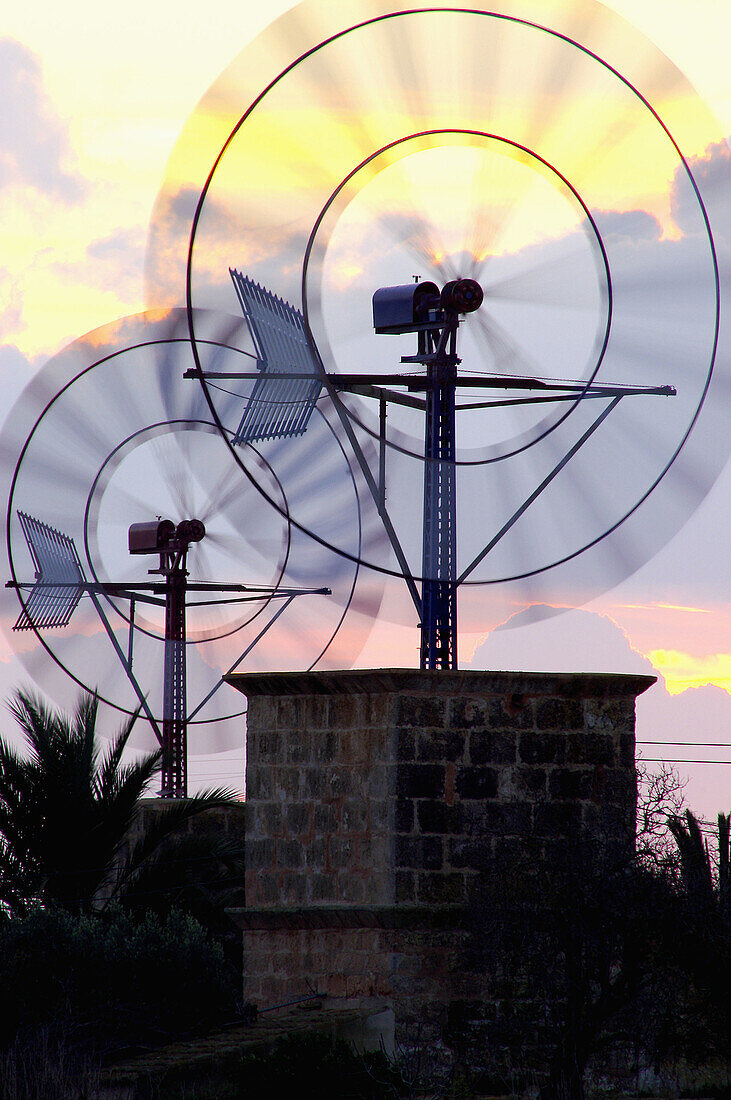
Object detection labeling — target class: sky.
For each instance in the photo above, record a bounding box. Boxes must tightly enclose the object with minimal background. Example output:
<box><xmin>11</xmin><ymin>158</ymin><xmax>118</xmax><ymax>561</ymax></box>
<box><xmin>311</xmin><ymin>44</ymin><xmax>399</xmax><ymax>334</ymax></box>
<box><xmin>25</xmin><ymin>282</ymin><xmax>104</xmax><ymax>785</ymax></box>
<box><xmin>0</xmin><ymin>0</ymin><xmax>729</xmax><ymax>814</ymax></box>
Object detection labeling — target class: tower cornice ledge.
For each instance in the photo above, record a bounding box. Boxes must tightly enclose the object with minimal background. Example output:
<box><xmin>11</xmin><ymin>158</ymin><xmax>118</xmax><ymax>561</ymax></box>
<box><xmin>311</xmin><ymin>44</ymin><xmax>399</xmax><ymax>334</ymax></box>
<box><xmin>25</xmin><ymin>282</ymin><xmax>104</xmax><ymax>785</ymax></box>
<box><xmin>225</xmin><ymin>667</ymin><xmax>656</xmax><ymax>699</ymax></box>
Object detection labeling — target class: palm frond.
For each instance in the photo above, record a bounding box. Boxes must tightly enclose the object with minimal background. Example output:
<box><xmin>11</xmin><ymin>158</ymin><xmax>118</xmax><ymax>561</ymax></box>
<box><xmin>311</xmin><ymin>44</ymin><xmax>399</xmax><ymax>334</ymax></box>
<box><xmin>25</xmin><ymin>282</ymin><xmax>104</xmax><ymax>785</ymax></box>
<box><xmin>94</xmin><ymin>701</ymin><xmax>156</xmax><ymax>795</ymax></box>
<box><xmin>111</xmin><ymin>788</ymin><xmax>237</xmax><ymax>900</ymax></box>
<box><xmin>6</xmin><ymin>689</ymin><xmax>62</xmax><ymax>770</ymax></box>
<box><xmin>718</xmin><ymin>812</ymin><xmax>730</xmax><ymax>927</ymax></box>
<box><xmin>73</xmin><ymin>691</ymin><xmax>100</xmax><ymax>781</ymax></box>
<box><xmin>1</xmin><ymin>686</ymin><xmax>240</xmax><ymax>916</ymax></box>
<box><xmin>668</xmin><ymin>810</ymin><xmax>716</xmax><ymax>911</ymax></box>
<box><xmin>118</xmin><ymin>830</ymin><xmax>246</xmax><ymax>915</ymax></box>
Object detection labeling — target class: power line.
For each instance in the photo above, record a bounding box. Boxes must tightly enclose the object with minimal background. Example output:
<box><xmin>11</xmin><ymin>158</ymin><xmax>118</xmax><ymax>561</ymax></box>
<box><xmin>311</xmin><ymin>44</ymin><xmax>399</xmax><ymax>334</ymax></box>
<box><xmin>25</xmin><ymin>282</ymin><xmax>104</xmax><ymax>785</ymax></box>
<box><xmin>642</xmin><ymin>758</ymin><xmax>731</xmax><ymax>765</ymax></box>
<box><xmin>638</xmin><ymin>741</ymin><xmax>731</xmax><ymax>747</ymax></box>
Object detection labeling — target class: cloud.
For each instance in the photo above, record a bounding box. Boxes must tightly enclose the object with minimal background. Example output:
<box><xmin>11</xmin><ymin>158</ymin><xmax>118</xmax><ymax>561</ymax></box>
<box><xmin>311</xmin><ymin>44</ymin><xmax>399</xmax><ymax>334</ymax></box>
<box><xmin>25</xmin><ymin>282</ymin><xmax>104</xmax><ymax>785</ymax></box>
<box><xmin>0</xmin><ymin>269</ymin><xmax>23</xmax><ymax>337</ymax></box>
<box><xmin>85</xmin><ymin>229</ymin><xmax>146</xmax><ymax>295</ymax></box>
<box><xmin>49</xmin><ymin>228</ymin><xmax>147</xmax><ymax>304</ymax></box>
<box><xmin>646</xmin><ymin>649</ymin><xmax>731</xmax><ymax>695</ymax></box>
<box><xmin>0</xmin><ymin>39</ymin><xmax>84</xmax><ymax>202</ymax></box>
<box><xmin>474</xmin><ymin>604</ymin><xmax>731</xmax><ymax>699</ymax></box>
<box><xmin>671</xmin><ymin>138</ymin><xmax>731</xmax><ymax>242</ymax></box>
<box><xmin>0</xmin><ymin>344</ymin><xmax>35</xmax><ymax>428</ymax></box>
<box><xmin>145</xmin><ymin>185</ymin><xmax>310</xmax><ymax>308</ymax></box>
<box><xmin>469</xmin><ymin>604</ymin><xmax>656</xmax><ymax>676</ymax></box>
<box><xmin>590</xmin><ymin>209</ymin><xmax>662</xmax><ymax>242</ymax></box>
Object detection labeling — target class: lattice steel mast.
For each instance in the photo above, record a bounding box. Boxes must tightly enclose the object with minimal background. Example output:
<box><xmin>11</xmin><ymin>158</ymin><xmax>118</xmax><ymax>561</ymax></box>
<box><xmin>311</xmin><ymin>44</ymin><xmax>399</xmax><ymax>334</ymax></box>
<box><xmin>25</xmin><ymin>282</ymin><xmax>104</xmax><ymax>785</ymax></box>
<box><xmin>131</xmin><ymin>519</ymin><xmax>205</xmax><ymax>798</ymax></box>
<box><xmin>374</xmin><ymin>278</ymin><xmax>482</xmax><ymax>668</ymax></box>
<box><xmin>418</xmin><ymin>294</ymin><xmax>460</xmax><ymax>667</ymax></box>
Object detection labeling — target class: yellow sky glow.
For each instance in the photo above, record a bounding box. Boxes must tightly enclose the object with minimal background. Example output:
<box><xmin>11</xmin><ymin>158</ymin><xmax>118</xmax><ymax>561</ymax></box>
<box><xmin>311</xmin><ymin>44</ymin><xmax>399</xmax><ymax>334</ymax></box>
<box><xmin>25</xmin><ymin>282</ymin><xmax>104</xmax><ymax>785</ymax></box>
<box><xmin>648</xmin><ymin>650</ymin><xmax>731</xmax><ymax>696</ymax></box>
<box><xmin>1</xmin><ymin>0</ymin><xmax>728</xmax><ymax>359</ymax></box>
<box><xmin>596</xmin><ymin>600</ymin><xmax>731</xmax><ymax>694</ymax></box>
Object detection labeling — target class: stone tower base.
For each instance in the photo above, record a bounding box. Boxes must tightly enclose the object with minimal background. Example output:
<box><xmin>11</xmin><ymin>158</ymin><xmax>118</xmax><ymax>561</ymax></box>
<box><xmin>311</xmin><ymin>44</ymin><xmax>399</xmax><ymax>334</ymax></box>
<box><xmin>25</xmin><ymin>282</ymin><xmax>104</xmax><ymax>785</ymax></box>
<box><xmin>226</xmin><ymin>669</ymin><xmax>653</xmax><ymax>1080</ymax></box>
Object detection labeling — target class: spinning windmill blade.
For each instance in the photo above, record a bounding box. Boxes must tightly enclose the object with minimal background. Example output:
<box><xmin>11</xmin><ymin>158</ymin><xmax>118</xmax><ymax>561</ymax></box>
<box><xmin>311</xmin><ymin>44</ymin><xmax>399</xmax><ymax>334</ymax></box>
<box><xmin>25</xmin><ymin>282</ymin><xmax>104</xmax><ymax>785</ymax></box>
<box><xmin>1</xmin><ymin>309</ymin><xmax>385</xmax><ymax>767</ymax></box>
<box><xmin>153</xmin><ymin>0</ymin><xmax>730</xmax><ymax>665</ymax></box>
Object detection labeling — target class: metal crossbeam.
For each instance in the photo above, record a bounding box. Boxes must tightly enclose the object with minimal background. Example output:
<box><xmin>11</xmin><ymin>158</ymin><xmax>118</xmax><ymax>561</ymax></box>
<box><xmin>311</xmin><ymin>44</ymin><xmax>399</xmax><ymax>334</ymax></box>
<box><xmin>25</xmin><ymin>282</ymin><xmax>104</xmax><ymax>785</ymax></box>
<box><xmin>229</xmin><ymin>269</ymin><xmax>322</xmax><ymax>443</ymax></box>
<box><xmin>185</xmin><ymin>369</ymin><xmax>674</xmax><ymax>399</ymax></box>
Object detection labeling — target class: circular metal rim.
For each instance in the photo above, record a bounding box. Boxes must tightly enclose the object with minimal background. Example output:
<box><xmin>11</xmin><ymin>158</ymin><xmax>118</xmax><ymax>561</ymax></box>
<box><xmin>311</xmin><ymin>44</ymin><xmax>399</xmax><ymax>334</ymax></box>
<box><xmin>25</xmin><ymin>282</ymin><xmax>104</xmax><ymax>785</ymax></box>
<box><xmin>82</xmin><ymin>417</ymin><xmax>292</xmax><ymax>646</ymax></box>
<box><xmin>301</xmin><ymin>126</ymin><xmax>613</xmax><ymax>466</ymax></box>
<box><xmin>184</xmin><ymin>6</ymin><xmax>720</xmax><ymax>587</ymax></box>
<box><xmin>5</xmin><ymin>333</ymin><xmax>371</xmax><ymax>724</ymax></box>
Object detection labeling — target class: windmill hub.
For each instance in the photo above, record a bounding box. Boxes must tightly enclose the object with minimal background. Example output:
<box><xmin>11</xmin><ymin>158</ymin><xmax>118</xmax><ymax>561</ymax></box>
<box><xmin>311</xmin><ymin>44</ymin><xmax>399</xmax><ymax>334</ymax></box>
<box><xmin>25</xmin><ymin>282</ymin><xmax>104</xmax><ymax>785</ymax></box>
<box><xmin>128</xmin><ymin>518</ymin><xmax>205</xmax><ymax>556</ymax></box>
<box><xmin>372</xmin><ymin>277</ymin><xmax>483</xmax><ymax>335</ymax></box>
<box><xmin>174</xmin><ymin>518</ymin><xmax>206</xmax><ymax>546</ymax></box>
<box><xmin>440</xmin><ymin>278</ymin><xmax>483</xmax><ymax>314</ymax></box>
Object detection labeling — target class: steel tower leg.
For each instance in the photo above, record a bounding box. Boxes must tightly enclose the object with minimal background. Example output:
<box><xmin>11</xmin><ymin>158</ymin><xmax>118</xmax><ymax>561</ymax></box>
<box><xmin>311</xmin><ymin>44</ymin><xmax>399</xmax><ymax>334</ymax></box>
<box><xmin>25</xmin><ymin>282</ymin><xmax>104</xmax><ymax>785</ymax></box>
<box><xmin>421</xmin><ymin>351</ymin><xmax>457</xmax><ymax>670</ymax></box>
<box><xmin>162</xmin><ymin>570</ymin><xmax>187</xmax><ymax>798</ymax></box>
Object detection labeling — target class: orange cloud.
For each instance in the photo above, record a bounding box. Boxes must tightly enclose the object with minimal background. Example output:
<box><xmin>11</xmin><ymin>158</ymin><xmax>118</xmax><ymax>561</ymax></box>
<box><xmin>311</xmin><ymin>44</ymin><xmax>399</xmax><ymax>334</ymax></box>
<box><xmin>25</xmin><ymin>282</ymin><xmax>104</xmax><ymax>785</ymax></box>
<box><xmin>611</xmin><ymin>602</ymin><xmax>713</xmax><ymax>614</ymax></box>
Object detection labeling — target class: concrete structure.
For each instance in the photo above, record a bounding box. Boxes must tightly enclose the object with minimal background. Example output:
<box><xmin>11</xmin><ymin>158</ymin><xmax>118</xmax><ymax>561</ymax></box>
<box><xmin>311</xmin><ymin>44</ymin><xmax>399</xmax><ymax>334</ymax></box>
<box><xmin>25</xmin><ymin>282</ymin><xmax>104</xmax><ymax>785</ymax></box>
<box><xmin>226</xmin><ymin>668</ymin><xmax>653</xmax><ymax>1081</ymax></box>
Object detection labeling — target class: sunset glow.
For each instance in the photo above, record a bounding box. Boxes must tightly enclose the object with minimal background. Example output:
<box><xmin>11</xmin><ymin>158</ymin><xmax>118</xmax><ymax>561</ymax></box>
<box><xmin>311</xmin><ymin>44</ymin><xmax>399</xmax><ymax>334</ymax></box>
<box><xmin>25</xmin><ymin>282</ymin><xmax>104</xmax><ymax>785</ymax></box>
<box><xmin>0</xmin><ymin>0</ymin><xmax>728</xmax><ymax>814</ymax></box>
<box><xmin>647</xmin><ymin>650</ymin><xmax>731</xmax><ymax>695</ymax></box>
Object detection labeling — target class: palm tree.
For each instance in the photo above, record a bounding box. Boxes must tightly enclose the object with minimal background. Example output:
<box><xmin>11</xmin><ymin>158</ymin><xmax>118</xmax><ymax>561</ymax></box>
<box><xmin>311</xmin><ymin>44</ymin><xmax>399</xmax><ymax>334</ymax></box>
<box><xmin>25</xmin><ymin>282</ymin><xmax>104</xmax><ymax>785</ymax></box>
<box><xmin>668</xmin><ymin>808</ymin><xmax>730</xmax><ymax>930</ymax></box>
<box><xmin>668</xmin><ymin>810</ymin><xmax>716</xmax><ymax>916</ymax></box>
<box><xmin>0</xmin><ymin>687</ymin><xmax>235</xmax><ymax>916</ymax></box>
<box><xmin>665</xmin><ymin>808</ymin><xmax>731</xmax><ymax>1060</ymax></box>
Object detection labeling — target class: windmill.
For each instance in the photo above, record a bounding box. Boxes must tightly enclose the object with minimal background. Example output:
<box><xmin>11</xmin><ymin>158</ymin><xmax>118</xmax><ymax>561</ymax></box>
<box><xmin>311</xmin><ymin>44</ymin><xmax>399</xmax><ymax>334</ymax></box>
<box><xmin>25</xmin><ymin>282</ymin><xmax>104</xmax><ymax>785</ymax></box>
<box><xmin>9</xmin><ymin>511</ymin><xmax>326</xmax><ymax>797</ymax></box>
<box><xmin>1</xmin><ymin>309</ymin><xmax>385</xmax><ymax>794</ymax></box>
<box><xmin>188</xmin><ymin>269</ymin><xmax>674</xmax><ymax>670</ymax></box>
<box><xmin>172</xmin><ymin>2</ymin><xmax>729</xmax><ymax>669</ymax></box>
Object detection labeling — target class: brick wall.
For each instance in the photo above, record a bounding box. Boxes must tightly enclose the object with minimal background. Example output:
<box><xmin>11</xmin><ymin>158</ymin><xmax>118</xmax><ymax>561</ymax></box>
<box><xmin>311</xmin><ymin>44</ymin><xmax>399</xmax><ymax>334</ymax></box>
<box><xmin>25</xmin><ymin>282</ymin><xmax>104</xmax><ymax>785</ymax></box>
<box><xmin>244</xmin><ymin>689</ymin><xmax>394</xmax><ymax>908</ymax></box>
<box><xmin>226</xmin><ymin>668</ymin><xmax>653</xmax><ymax>1071</ymax></box>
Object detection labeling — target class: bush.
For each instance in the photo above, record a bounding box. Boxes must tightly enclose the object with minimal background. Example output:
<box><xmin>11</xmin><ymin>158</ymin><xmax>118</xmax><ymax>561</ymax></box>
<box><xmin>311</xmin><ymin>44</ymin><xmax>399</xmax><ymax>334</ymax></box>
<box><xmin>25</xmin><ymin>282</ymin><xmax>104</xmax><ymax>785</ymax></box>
<box><xmin>0</xmin><ymin>905</ymin><xmax>237</xmax><ymax>1054</ymax></box>
<box><xmin>232</xmin><ymin>1033</ymin><xmax>402</xmax><ymax>1096</ymax></box>
<box><xmin>143</xmin><ymin>1033</ymin><xmax>409</xmax><ymax>1099</ymax></box>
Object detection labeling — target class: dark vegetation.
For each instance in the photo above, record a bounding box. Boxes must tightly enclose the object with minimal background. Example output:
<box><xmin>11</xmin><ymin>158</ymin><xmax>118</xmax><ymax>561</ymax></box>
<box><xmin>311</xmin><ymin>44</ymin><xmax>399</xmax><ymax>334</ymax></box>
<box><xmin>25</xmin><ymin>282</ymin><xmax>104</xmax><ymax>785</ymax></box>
<box><xmin>0</xmin><ymin>905</ymin><xmax>237</xmax><ymax>1052</ymax></box>
<box><xmin>0</xmin><ymin>689</ymin><xmax>243</xmax><ymax>1095</ymax></box>
<box><xmin>141</xmin><ymin>1033</ymin><xmax>412</xmax><ymax>1099</ymax></box>
<box><xmin>0</xmin><ymin>689</ymin><xmax>729</xmax><ymax>1098</ymax></box>
<box><xmin>460</xmin><ymin>771</ymin><xmax>731</xmax><ymax>1100</ymax></box>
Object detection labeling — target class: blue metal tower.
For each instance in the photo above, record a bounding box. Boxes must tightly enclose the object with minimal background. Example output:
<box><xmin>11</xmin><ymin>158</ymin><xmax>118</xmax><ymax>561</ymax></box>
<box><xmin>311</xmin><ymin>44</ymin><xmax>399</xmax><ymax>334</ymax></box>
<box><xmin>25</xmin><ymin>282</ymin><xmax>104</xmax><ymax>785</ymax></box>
<box><xmin>373</xmin><ymin>278</ymin><xmax>482</xmax><ymax>668</ymax></box>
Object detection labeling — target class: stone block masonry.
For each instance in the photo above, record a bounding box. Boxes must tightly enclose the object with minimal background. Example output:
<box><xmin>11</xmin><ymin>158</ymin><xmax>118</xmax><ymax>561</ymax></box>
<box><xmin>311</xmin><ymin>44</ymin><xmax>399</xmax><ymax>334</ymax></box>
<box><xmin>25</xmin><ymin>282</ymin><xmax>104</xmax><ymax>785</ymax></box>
<box><xmin>225</xmin><ymin>669</ymin><xmax>653</xmax><ymax>1076</ymax></box>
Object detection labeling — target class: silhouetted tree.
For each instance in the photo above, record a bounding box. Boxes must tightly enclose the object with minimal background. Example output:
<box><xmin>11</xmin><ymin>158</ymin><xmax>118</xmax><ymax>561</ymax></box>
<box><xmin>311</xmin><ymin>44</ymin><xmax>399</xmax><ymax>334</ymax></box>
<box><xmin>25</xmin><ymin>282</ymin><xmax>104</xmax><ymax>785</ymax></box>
<box><xmin>668</xmin><ymin>809</ymin><xmax>730</xmax><ymax>926</ymax></box>
<box><xmin>635</xmin><ymin>760</ymin><xmax>686</xmax><ymax>870</ymax></box>
<box><xmin>0</xmin><ymin>688</ymin><xmax>234</xmax><ymax>916</ymax></box>
<box><xmin>661</xmin><ymin>809</ymin><xmax>731</xmax><ymax>1058</ymax></box>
